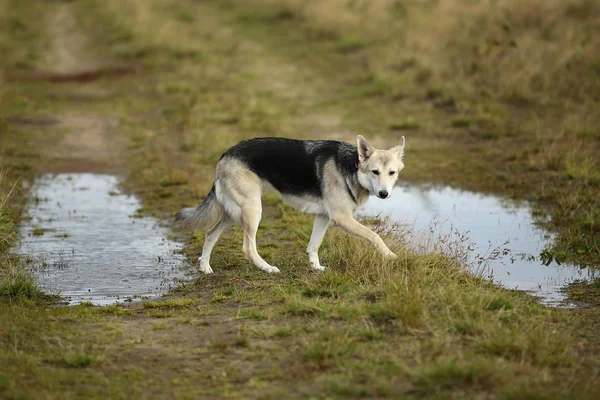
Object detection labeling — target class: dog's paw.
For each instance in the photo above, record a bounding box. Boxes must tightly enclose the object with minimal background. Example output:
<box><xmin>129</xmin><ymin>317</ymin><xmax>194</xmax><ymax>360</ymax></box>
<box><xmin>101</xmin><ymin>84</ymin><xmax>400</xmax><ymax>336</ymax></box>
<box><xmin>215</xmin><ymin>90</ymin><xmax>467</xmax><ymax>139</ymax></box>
<box><xmin>263</xmin><ymin>266</ymin><xmax>280</xmax><ymax>273</ymax></box>
<box><xmin>385</xmin><ymin>251</ymin><xmax>398</xmax><ymax>259</ymax></box>
<box><xmin>198</xmin><ymin>257</ymin><xmax>214</xmax><ymax>274</ymax></box>
<box><xmin>199</xmin><ymin>264</ymin><xmax>214</xmax><ymax>274</ymax></box>
<box><xmin>311</xmin><ymin>263</ymin><xmax>326</xmax><ymax>271</ymax></box>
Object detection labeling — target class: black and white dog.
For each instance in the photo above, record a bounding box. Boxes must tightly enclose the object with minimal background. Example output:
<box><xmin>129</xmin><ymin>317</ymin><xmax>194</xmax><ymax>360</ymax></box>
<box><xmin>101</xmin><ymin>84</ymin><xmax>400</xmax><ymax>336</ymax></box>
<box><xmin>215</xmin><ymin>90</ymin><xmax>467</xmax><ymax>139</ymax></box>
<box><xmin>176</xmin><ymin>135</ymin><xmax>405</xmax><ymax>273</ymax></box>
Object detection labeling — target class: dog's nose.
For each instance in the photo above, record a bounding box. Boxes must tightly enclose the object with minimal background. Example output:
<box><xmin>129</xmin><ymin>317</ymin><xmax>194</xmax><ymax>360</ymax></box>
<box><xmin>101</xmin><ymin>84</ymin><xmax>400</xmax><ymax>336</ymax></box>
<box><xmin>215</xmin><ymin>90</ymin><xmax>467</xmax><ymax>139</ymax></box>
<box><xmin>378</xmin><ymin>190</ymin><xmax>389</xmax><ymax>199</ymax></box>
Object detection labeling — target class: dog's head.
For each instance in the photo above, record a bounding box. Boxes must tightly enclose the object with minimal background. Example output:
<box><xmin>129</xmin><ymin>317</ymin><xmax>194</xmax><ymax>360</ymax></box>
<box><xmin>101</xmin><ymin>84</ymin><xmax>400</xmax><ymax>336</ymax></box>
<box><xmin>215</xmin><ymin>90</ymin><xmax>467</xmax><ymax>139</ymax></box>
<box><xmin>356</xmin><ymin>135</ymin><xmax>405</xmax><ymax>199</ymax></box>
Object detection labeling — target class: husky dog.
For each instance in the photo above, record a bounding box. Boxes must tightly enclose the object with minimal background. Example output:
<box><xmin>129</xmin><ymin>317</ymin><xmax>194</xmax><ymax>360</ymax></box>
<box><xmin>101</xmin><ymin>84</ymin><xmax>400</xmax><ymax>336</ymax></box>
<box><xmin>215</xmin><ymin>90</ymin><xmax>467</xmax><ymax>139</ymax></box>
<box><xmin>175</xmin><ymin>135</ymin><xmax>405</xmax><ymax>274</ymax></box>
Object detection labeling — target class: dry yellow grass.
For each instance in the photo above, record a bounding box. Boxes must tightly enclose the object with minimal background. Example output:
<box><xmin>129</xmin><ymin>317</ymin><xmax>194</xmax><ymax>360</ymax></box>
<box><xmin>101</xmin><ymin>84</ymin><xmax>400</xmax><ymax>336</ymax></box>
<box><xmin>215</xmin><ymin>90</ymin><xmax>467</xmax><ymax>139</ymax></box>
<box><xmin>259</xmin><ymin>0</ymin><xmax>600</xmax><ymax>106</ymax></box>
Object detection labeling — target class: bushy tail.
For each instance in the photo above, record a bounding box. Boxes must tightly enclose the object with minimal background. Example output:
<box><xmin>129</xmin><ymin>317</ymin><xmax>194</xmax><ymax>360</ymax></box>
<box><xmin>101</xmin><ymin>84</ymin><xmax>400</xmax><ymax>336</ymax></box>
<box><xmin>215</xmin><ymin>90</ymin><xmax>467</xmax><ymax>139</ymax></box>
<box><xmin>174</xmin><ymin>186</ymin><xmax>224</xmax><ymax>230</ymax></box>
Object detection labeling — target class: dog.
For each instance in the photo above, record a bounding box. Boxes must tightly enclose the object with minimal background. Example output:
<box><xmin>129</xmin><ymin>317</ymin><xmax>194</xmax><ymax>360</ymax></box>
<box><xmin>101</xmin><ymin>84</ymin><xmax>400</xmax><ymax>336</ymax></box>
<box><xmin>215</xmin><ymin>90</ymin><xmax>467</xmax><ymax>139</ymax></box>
<box><xmin>175</xmin><ymin>135</ymin><xmax>405</xmax><ymax>274</ymax></box>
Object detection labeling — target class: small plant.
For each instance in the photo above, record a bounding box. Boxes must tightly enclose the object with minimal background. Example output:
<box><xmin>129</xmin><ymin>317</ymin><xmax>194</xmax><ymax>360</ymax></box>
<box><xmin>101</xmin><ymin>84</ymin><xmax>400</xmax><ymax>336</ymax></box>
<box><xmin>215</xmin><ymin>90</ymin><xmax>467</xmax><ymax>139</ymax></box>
<box><xmin>31</xmin><ymin>227</ymin><xmax>46</xmax><ymax>236</ymax></box>
<box><xmin>0</xmin><ymin>276</ymin><xmax>47</xmax><ymax>301</ymax></box>
<box><xmin>98</xmin><ymin>305</ymin><xmax>136</xmax><ymax>316</ymax></box>
<box><xmin>283</xmin><ymin>296</ymin><xmax>326</xmax><ymax>316</ymax></box>
<box><xmin>486</xmin><ymin>297</ymin><xmax>513</xmax><ymax>311</ymax></box>
<box><xmin>452</xmin><ymin>118</ymin><xmax>472</xmax><ymax>128</ymax></box>
<box><xmin>63</xmin><ymin>354</ymin><xmax>93</xmax><ymax>368</ymax></box>
<box><xmin>357</xmin><ymin>327</ymin><xmax>381</xmax><ymax>341</ymax></box>
<box><xmin>412</xmin><ymin>358</ymin><xmax>496</xmax><ymax>393</ymax></box>
<box><xmin>303</xmin><ymin>331</ymin><xmax>356</xmax><ymax>367</ymax></box>
<box><xmin>274</xmin><ymin>326</ymin><xmax>295</xmax><ymax>337</ymax></box>
<box><xmin>233</xmin><ymin>337</ymin><xmax>250</xmax><ymax>348</ymax></box>
<box><xmin>144</xmin><ymin>298</ymin><xmax>194</xmax><ymax>309</ymax></box>
<box><xmin>389</xmin><ymin>120</ymin><xmax>420</xmax><ymax>131</ymax></box>
<box><xmin>211</xmin><ymin>286</ymin><xmax>235</xmax><ymax>303</ymax></box>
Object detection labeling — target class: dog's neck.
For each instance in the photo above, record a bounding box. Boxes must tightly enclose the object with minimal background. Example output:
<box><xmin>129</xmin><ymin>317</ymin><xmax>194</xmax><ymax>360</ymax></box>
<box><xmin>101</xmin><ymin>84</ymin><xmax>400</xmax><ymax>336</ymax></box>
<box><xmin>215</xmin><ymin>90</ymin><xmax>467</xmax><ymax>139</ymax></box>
<box><xmin>347</xmin><ymin>172</ymin><xmax>370</xmax><ymax>209</ymax></box>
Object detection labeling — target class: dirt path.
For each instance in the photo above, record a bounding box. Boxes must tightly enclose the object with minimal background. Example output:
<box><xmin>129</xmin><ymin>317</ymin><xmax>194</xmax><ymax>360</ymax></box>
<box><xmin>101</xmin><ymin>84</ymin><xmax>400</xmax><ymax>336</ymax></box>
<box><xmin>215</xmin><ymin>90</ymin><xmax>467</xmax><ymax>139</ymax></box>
<box><xmin>45</xmin><ymin>3</ymin><xmax>92</xmax><ymax>74</ymax></box>
<box><xmin>37</xmin><ymin>2</ymin><xmax>125</xmax><ymax>173</ymax></box>
<box><xmin>2</xmin><ymin>0</ymin><xmax>599</xmax><ymax>399</ymax></box>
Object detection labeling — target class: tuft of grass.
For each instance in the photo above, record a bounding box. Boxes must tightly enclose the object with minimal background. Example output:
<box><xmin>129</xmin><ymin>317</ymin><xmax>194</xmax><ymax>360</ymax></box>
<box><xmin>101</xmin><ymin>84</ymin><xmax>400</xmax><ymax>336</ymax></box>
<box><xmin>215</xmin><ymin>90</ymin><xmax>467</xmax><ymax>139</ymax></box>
<box><xmin>389</xmin><ymin>120</ymin><xmax>420</xmax><ymax>131</ymax></box>
<box><xmin>303</xmin><ymin>331</ymin><xmax>357</xmax><ymax>367</ymax></box>
<box><xmin>576</xmin><ymin>128</ymin><xmax>599</xmax><ymax>140</ymax></box>
<box><xmin>211</xmin><ymin>286</ymin><xmax>234</xmax><ymax>303</ymax></box>
<box><xmin>152</xmin><ymin>322</ymin><xmax>175</xmax><ymax>330</ymax></box>
<box><xmin>301</xmin><ymin>287</ymin><xmax>333</xmax><ymax>298</ymax></box>
<box><xmin>486</xmin><ymin>296</ymin><xmax>513</xmax><ymax>311</ymax></box>
<box><xmin>412</xmin><ymin>357</ymin><xmax>498</xmax><ymax>393</ymax></box>
<box><xmin>564</xmin><ymin>154</ymin><xmax>598</xmax><ymax>182</ymax></box>
<box><xmin>144</xmin><ymin>298</ymin><xmax>194</xmax><ymax>309</ymax></box>
<box><xmin>356</xmin><ymin>326</ymin><xmax>381</xmax><ymax>341</ymax></box>
<box><xmin>62</xmin><ymin>354</ymin><xmax>94</xmax><ymax>368</ymax></box>
<box><xmin>274</xmin><ymin>325</ymin><xmax>295</xmax><ymax>337</ymax></box>
<box><xmin>233</xmin><ymin>337</ymin><xmax>250</xmax><ymax>348</ymax></box>
<box><xmin>283</xmin><ymin>295</ymin><xmax>327</xmax><ymax>316</ymax></box>
<box><xmin>31</xmin><ymin>226</ymin><xmax>46</xmax><ymax>236</ymax></box>
<box><xmin>97</xmin><ymin>305</ymin><xmax>136</xmax><ymax>316</ymax></box>
<box><xmin>0</xmin><ymin>376</ymin><xmax>13</xmax><ymax>394</ymax></box>
<box><xmin>334</xmin><ymin>36</ymin><xmax>364</xmax><ymax>54</ymax></box>
<box><xmin>237</xmin><ymin>308</ymin><xmax>268</xmax><ymax>321</ymax></box>
<box><xmin>451</xmin><ymin>118</ymin><xmax>472</xmax><ymax>128</ymax></box>
<box><xmin>0</xmin><ymin>275</ymin><xmax>48</xmax><ymax>302</ymax></box>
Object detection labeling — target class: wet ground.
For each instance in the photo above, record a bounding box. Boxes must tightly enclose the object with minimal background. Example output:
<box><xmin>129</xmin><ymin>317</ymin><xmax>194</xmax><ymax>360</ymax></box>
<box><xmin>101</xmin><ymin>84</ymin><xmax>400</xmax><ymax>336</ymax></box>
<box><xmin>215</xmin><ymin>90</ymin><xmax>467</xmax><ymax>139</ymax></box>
<box><xmin>362</xmin><ymin>184</ymin><xmax>595</xmax><ymax>306</ymax></box>
<box><xmin>18</xmin><ymin>175</ymin><xmax>594</xmax><ymax>307</ymax></box>
<box><xmin>18</xmin><ymin>173</ymin><xmax>188</xmax><ymax>305</ymax></box>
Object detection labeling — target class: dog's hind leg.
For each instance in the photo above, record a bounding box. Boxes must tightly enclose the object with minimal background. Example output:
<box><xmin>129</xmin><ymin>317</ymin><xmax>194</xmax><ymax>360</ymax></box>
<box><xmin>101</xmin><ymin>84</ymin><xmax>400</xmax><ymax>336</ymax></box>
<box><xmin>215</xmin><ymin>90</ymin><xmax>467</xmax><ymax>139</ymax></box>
<box><xmin>307</xmin><ymin>214</ymin><xmax>329</xmax><ymax>271</ymax></box>
<box><xmin>198</xmin><ymin>216</ymin><xmax>233</xmax><ymax>274</ymax></box>
<box><xmin>215</xmin><ymin>158</ymin><xmax>278</xmax><ymax>273</ymax></box>
<box><xmin>240</xmin><ymin>199</ymin><xmax>280</xmax><ymax>273</ymax></box>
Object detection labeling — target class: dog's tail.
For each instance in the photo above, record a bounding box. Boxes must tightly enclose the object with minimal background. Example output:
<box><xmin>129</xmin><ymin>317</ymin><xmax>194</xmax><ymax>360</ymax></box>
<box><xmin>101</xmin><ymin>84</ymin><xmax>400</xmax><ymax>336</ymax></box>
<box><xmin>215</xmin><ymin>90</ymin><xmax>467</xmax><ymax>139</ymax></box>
<box><xmin>174</xmin><ymin>186</ymin><xmax>224</xmax><ymax>230</ymax></box>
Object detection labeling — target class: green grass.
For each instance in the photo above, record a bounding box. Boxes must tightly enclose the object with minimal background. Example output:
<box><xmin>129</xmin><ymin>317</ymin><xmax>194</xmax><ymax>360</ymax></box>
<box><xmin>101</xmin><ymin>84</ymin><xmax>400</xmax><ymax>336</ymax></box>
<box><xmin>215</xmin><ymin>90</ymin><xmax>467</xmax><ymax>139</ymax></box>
<box><xmin>0</xmin><ymin>276</ymin><xmax>43</xmax><ymax>300</ymax></box>
<box><xmin>389</xmin><ymin>120</ymin><xmax>420</xmax><ymax>131</ymax></box>
<box><xmin>210</xmin><ymin>0</ymin><xmax>600</xmax><ymax>267</ymax></box>
<box><xmin>412</xmin><ymin>357</ymin><xmax>498</xmax><ymax>392</ymax></box>
<box><xmin>31</xmin><ymin>226</ymin><xmax>47</xmax><ymax>236</ymax></box>
<box><xmin>62</xmin><ymin>353</ymin><xmax>94</xmax><ymax>368</ymax></box>
<box><xmin>451</xmin><ymin>118</ymin><xmax>472</xmax><ymax>128</ymax></box>
<box><xmin>143</xmin><ymin>298</ymin><xmax>194</xmax><ymax>309</ymax></box>
<box><xmin>0</xmin><ymin>0</ymin><xmax>598</xmax><ymax>398</ymax></box>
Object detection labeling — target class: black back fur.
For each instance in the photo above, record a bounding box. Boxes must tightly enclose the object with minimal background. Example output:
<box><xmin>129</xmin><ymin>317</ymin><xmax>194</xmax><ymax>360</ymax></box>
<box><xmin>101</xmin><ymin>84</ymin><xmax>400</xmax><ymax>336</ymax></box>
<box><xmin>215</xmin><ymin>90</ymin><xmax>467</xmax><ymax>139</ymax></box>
<box><xmin>221</xmin><ymin>138</ymin><xmax>359</xmax><ymax>197</ymax></box>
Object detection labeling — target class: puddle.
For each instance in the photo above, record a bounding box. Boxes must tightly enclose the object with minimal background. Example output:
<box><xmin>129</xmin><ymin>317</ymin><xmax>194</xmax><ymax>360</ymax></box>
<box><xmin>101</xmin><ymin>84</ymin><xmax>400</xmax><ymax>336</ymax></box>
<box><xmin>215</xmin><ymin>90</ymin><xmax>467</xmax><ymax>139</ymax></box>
<box><xmin>18</xmin><ymin>173</ymin><xmax>188</xmax><ymax>305</ymax></box>
<box><xmin>362</xmin><ymin>185</ymin><xmax>596</xmax><ymax>306</ymax></box>
<box><xmin>16</xmin><ymin>175</ymin><xmax>593</xmax><ymax>307</ymax></box>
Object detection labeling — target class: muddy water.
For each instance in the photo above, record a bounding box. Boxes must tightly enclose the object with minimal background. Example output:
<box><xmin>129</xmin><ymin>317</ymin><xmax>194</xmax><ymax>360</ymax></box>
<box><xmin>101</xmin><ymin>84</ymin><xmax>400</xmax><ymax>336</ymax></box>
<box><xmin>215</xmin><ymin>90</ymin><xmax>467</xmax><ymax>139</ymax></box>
<box><xmin>18</xmin><ymin>174</ymin><xmax>188</xmax><ymax>305</ymax></box>
<box><xmin>362</xmin><ymin>185</ymin><xmax>595</xmax><ymax>306</ymax></box>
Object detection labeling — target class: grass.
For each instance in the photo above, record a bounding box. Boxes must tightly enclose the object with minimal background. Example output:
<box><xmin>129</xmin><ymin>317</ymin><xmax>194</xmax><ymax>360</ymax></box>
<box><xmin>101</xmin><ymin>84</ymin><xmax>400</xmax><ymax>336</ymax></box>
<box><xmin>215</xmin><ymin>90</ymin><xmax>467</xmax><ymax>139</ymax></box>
<box><xmin>212</xmin><ymin>0</ymin><xmax>600</xmax><ymax>266</ymax></box>
<box><xmin>451</xmin><ymin>118</ymin><xmax>472</xmax><ymax>128</ymax></box>
<box><xmin>143</xmin><ymin>298</ymin><xmax>194</xmax><ymax>309</ymax></box>
<box><xmin>412</xmin><ymin>357</ymin><xmax>498</xmax><ymax>393</ymax></box>
<box><xmin>0</xmin><ymin>0</ymin><xmax>598</xmax><ymax>398</ymax></box>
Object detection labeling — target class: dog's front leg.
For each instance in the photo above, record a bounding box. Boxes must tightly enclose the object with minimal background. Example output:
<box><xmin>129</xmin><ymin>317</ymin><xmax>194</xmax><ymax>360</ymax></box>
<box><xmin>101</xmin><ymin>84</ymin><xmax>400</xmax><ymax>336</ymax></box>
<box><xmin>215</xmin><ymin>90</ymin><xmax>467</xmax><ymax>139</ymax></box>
<box><xmin>307</xmin><ymin>214</ymin><xmax>330</xmax><ymax>271</ymax></box>
<box><xmin>331</xmin><ymin>212</ymin><xmax>396</xmax><ymax>259</ymax></box>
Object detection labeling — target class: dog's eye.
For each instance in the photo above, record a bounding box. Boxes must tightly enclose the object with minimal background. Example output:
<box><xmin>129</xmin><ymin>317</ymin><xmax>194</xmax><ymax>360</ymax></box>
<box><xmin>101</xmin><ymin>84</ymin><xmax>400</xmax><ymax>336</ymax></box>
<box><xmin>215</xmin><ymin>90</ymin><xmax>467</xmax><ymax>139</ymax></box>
<box><xmin>389</xmin><ymin>171</ymin><xmax>396</xmax><ymax>176</ymax></box>
<box><xmin>371</xmin><ymin>170</ymin><xmax>380</xmax><ymax>175</ymax></box>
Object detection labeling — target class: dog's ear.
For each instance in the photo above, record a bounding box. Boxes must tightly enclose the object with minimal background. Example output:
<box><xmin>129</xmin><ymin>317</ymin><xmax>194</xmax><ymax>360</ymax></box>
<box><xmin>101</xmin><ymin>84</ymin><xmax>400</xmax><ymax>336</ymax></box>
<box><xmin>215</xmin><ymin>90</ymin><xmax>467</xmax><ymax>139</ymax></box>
<box><xmin>392</xmin><ymin>136</ymin><xmax>405</xmax><ymax>159</ymax></box>
<box><xmin>357</xmin><ymin>135</ymin><xmax>374</xmax><ymax>162</ymax></box>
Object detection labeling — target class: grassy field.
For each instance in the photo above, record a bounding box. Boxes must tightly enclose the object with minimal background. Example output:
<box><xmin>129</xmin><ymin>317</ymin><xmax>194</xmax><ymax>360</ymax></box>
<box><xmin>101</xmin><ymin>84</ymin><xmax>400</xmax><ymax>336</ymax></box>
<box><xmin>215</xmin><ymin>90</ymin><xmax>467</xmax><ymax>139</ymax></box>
<box><xmin>1</xmin><ymin>0</ymin><xmax>599</xmax><ymax>398</ymax></box>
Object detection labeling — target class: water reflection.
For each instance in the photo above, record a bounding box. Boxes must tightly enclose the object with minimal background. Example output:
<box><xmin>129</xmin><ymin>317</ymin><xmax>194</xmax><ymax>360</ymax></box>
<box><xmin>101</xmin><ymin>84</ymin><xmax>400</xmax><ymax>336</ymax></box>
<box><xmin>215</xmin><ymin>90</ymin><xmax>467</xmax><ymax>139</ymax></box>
<box><xmin>19</xmin><ymin>173</ymin><xmax>189</xmax><ymax>305</ymax></box>
<box><xmin>361</xmin><ymin>185</ymin><xmax>594</xmax><ymax>306</ymax></box>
